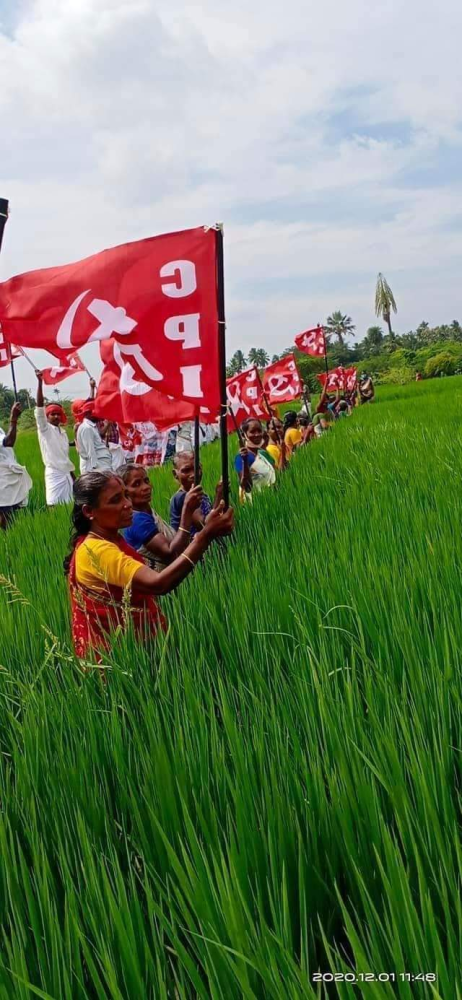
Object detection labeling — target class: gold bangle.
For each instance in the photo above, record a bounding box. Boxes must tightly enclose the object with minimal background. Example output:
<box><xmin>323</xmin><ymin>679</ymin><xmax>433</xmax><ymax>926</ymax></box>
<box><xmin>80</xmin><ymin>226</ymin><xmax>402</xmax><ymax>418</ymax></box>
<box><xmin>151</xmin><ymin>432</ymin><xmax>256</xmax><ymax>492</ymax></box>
<box><xmin>182</xmin><ymin>553</ymin><xmax>195</xmax><ymax>568</ymax></box>
<box><xmin>178</xmin><ymin>526</ymin><xmax>190</xmax><ymax>534</ymax></box>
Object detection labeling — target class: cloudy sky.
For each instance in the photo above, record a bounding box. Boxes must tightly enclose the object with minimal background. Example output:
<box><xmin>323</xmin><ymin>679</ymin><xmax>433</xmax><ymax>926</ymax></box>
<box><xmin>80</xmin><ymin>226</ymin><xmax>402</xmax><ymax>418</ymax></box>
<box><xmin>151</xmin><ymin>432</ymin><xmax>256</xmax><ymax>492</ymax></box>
<box><xmin>1</xmin><ymin>0</ymin><xmax>461</xmax><ymax>397</ymax></box>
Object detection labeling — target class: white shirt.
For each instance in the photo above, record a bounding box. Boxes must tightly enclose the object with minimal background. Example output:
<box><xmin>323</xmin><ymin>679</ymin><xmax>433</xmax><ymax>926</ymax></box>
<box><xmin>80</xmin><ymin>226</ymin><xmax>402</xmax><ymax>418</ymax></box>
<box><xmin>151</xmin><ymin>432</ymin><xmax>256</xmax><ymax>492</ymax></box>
<box><xmin>0</xmin><ymin>427</ymin><xmax>32</xmax><ymax>507</ymax></box>
<box><xmin>35</xmin><ymin>408</ymin><xmax>74</xmax><ymax>475</ymax></box>
<box><xmin>176</xmin><ymin>422</ymin><xmax>194</xmax><ymax>453</ymax></box>
<box><xmin>76</xmin><ymin>418</ymin><xmax>113</xmax><ymax>473</ymax></box>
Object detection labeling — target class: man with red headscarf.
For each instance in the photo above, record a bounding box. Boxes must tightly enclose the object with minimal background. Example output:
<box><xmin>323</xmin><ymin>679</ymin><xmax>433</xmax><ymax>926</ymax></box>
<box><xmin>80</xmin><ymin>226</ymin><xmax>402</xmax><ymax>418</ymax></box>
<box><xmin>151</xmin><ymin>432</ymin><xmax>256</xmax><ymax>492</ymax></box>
<box><xmin>35</xmin><ymin>372</ymin><xmax>75</xmax><ymax>505</ymax></box>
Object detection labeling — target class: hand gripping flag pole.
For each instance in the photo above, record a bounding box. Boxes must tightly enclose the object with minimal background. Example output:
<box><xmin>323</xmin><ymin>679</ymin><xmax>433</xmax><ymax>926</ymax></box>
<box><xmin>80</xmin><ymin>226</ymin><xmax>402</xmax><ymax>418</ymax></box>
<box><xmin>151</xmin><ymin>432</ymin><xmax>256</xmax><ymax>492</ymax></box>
<box><xmin>0</xmin><ymin>198</ymin><xmax>18</xmax><ymax>401</ymax></box>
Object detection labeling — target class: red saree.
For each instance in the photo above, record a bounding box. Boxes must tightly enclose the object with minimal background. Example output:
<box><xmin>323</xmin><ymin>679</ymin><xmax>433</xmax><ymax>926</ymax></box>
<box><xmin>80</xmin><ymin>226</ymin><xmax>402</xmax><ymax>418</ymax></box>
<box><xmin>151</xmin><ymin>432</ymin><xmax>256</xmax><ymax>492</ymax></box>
<box><xmin>69</xmin><ymin>536</ymin><xmax>166</xmax><ymax>659</ymax></box>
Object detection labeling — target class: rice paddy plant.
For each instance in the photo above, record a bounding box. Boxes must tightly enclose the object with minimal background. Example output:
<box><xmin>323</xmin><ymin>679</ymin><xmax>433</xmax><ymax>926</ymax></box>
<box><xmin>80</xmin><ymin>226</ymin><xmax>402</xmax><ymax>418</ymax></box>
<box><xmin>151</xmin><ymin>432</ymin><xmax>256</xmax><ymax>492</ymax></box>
<box><xmin>0</xmin><ymin>378</ymin><xmax>461</xmax><ymax>997</ymax></box>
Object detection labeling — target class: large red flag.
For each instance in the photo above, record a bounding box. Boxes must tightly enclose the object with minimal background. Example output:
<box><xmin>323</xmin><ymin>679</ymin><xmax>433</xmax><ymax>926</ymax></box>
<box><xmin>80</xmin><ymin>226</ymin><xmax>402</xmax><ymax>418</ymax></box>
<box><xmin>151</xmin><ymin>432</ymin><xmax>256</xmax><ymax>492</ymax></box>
<box><xmin>92</xmin><ymin>339</ymin><xmax>215</xmax><ymax>432</ymax></box>
<box><xmin>226</xmin><ymin>366</ymin><xmax>269</xmax><ymax>432</ymax></box>
<box><xmin>262</xmin><ymin>354</ymin><xmax>302</xmax><ymax>404</ymax></box>
<box><xmin>0</xmin><ymin>227</ymin><xmax>221</xmax><ymax>411</ymax></box>
<box><xmin>41</xmin><ymin>351</ymin><xmax>85</xmax><ymax>385</ymax></box>
<box><xmin>294</xmin><ymin>325</ymin><xmax>326</xmax><ymax>357</ymax></box>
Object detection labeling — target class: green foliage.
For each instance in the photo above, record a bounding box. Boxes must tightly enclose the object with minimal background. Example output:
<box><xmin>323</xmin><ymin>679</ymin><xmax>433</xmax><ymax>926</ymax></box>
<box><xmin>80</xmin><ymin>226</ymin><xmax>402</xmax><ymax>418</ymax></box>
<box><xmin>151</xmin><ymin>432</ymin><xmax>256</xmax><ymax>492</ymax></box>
<box><xmin>377</xmin><ymin>365</ymin><xmax>415</xmax><ymax>385</ymax></box>
<box><xmin>0</xmin><ymin>379</ymin><xmax>461</xmax><ymax>996</ymax></box>
<box><xmin>424</xmin><ymin>349</ymin><xmax>462</xmax><ymax>378</ymax></box>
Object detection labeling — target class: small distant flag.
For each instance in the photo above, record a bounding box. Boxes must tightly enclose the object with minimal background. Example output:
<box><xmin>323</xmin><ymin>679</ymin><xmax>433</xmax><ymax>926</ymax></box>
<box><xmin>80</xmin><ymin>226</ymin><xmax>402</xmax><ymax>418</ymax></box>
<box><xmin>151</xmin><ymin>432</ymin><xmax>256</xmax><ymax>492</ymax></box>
<box><xmin>294</xmin><ymin>325</ymin><xmax>326</xmax><ymax>357</ymax></box>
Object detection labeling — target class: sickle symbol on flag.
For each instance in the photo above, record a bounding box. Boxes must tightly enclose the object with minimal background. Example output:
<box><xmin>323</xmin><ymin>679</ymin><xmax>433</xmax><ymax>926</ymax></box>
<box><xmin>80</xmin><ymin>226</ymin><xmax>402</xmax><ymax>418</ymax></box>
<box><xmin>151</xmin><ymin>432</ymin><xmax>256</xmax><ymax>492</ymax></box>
<box><xmin>113</xmin><ymin>343</ymin><xmax>151</xmax><ymax>397</ymax></box>
<box><xmin>56</xmin><ymin>291</ymin><xmax>90</xmax><ymax>351</ymax></box>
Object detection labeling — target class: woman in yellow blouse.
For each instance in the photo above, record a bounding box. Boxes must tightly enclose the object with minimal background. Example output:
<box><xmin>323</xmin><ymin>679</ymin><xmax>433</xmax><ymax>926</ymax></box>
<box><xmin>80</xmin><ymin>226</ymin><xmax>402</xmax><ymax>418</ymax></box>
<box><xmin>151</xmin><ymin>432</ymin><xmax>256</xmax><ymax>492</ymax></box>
<box><xmin>65</xmin><ymin>470</ymin><xmax>234</xmax><ymax>658</ymax></box>
<box><xmin>283</xmin><ymin>411</ymin><xmax>302</xmax><ymax>458</ymax></box>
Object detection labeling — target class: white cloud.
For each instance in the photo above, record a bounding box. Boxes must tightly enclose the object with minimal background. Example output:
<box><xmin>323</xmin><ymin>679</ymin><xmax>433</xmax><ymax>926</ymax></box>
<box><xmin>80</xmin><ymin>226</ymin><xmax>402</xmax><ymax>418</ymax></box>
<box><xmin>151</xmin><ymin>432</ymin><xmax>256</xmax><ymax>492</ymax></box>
<box><xmin>1</xmin><ymin>0</ymin><xmax>462</xmax><ymax>395</ymax></box>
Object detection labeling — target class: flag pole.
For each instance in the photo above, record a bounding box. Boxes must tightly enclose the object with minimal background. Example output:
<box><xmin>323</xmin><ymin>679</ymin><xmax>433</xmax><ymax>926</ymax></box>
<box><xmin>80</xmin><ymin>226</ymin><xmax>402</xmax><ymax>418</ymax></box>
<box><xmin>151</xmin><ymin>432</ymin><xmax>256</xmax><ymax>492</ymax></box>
<box><xmin>215</xmin><ymin>224</ymin><xmax>229</xmax><ymax>508</ymax></box>
<box><xmin>194</xmin><ymin>414</ymin><xmax>200</xmax><ymax>485</ymax></box>
<box><xmin>0</xmin><ymin>198</ymin><xmax>18</xmax><ymax>401</ymax></box>
<box><xmin>320</xmin><ymin>322</ymin><xmax>329</xmax><ymax>377</ymax></box>
<box><xmin>255</xmin><ymin>366</ymin><xmax>274</xmax><ymax>420</ymax></box>
<box><xmin>9</xmin><ymin>351</ymin><xmax>18</xmax><ymax>402</ymax></box>
<box><xmin>17</xmin><ymin>347</ymin><xmax>38</xmax><ymax>373</ymax></box>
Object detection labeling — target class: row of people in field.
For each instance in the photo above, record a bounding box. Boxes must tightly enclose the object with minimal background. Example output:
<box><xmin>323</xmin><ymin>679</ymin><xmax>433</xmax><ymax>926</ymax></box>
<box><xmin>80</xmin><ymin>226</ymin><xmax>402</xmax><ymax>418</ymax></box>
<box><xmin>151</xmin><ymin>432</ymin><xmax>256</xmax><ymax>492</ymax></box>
<box><xmin>1</xmin><ymin>373</ymin><xmax>374</xmax><ymax>659</ymax></box>
<box><xmin>0</xmin><ymin>371</ymin><xmax>221</xmax><ymax>522</ymax></box>
<box><xmin>65</xmin><ymin>383</ymin><xmax>370</xmax><ymax>659</ymax></box>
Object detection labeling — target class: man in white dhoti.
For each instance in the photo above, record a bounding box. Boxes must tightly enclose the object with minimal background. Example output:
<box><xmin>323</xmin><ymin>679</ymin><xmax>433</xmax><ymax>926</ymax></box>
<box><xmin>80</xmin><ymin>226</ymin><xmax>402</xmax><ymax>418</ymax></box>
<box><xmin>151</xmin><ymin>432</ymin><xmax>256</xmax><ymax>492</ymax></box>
<box><xmin>0</xmin><ymin>402</ymin><xmax>32</xmax><ymax>528</ymax></box>
<box><xmin>35</xmin><ymin>373</ymin><xmax>75</xmax><ymax>505</ymax></box>
<box><xmin>76</xmin><ymin>402</ymin><xmax>113</xmax><ymax>474</ymax></box>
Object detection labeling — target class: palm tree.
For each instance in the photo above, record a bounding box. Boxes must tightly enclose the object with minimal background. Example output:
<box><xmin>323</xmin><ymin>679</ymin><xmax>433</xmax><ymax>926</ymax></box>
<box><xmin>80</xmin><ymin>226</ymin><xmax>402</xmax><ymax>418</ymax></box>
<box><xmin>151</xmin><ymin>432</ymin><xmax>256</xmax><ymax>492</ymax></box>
<box><xmin>271</xmin><ymin>353</ymin><xmax>280</xmax><ymax>363</ymax></box>
<box><xmin>362</xmin><ymin>325</ymin><xmax>384</xmax><ymax>356</ymax></box>
<box><xmin>325</xmin><ymin>311</ymin><xmax>356</xmax><ymax>346</ymax></box>
<box><xmin>248</xmin><ymin>347</ymin><xmax>270</xmax><ymax>368</ymax></box>
<box><xmin>227</xmin><ymin>350</ymin><xmax>247</xmax><ymax>376</ymax></box>
<box><xmin>375</xmin><ymin>273</ymin><xmax>397</xmax><ymax>336</ymax></box>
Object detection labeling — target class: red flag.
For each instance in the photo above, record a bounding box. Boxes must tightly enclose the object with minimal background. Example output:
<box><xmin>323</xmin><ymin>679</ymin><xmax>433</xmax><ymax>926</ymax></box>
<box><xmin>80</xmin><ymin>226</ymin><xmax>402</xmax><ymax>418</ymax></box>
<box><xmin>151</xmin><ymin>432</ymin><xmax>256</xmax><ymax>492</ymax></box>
<box><xmin>294</xmin><ymin>325</ymin><xmax>326</xmax><ymax>357</ymax></box>
<box><xmin>0</xmin><ymin>227</ymin><xmax>221</xmax><ymax>410</ymax></box>
<box><xmin>344</xmin><ymin>367</ymin><xmax>357</xmax><ymax>392</ymax></box>
<box><xmin>262</xmin><ymin>353</ymin><xmax>302</xmax><ymax>404</ymax></box>
<box><xmin>0</xmin><ymin>328</ymin><xmax>21</xmax><ymax>368</ymax></box>
<box><xmin>92</xmin><ymin>339</ymin><xmax>215</xmax><ymax>432</ymax></box>
<box><xmin>226</xmin><ymin>366</ymin><xmax>269</xmax><ymax>432</ymax></box>
<box><xmin>317</xmin><ymin>368</ymin><xmax>342</xmax><ymax>392</ymax></box>
<box><xmin>41</xmin><ymin>351</ymin><xmax>85</xmax><ymax>385</ymax></box>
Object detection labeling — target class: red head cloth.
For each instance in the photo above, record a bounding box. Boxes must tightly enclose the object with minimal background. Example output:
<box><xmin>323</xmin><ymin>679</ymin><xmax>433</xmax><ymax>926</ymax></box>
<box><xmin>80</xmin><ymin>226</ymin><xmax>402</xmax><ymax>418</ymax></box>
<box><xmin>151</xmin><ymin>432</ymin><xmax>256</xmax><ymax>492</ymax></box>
<box><xmin>71</xmin><ymin>399</ymin><xmax>93</xmax><ymax>423</ymax></box>
<box><xmin>45</xmin><ymin>403</ymin><xmax>67</xmax><ymax>425</ymax></box>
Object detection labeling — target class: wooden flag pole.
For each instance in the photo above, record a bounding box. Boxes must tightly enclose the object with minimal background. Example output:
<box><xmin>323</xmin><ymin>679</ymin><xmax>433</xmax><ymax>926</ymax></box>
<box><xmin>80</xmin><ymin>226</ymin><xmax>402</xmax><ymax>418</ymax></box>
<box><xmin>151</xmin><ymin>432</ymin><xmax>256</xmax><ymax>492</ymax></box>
<box><xmin>320</xmin><ymin>322</ymin><xmax>329</xmax><ymax>377</ymax></box>
<box><xmin>0</xmin><ymin>198</ymin><xmax>18</xmax><ymax>401</ymax></box>
<box><xmin>215</xmin><ymin>224</ymin><xmax>229</xmax><ymax>508</ymax></box>
<box><xmin>194</xmin><ymin>414</ymin><xmax>201</xmax><ymax>485</ymax></box>
<box><xmin>255</xmin><ymin>366</ymin><xmax>275</xmax><ymax>421</ymax></box>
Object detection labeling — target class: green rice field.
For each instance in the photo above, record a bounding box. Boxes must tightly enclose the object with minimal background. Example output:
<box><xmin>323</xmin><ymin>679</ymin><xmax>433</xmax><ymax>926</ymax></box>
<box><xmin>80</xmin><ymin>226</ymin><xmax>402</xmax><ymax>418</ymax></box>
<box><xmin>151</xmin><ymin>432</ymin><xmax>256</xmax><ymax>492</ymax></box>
<box><xmin>0</xmin><ymin>378</ymin><xmax>461</xmax><ymax>998</ymax></box>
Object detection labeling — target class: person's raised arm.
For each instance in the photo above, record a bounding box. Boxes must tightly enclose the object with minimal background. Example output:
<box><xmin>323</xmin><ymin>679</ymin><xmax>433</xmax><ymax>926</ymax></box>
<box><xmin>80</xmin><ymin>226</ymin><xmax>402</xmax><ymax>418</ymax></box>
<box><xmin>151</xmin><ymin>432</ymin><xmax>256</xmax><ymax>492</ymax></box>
<box><xmin>3</xmin><ymin>403</ymin><xmax>21</xmax><ymax>448</ymax></box>
<box><xmin>316</xmin><ymin>384</ymin><xmax>328</xmax><ymax>413</ymax></box>
<box><xmin>132</xmin><ymin>503</ymin><xmax>234</xmax><ymax>595</ymax></box>
<box><xmin>36</xmin><ymin>371</ymin><xmax>44</xmax><ymax>408</ymax></box>
<box><xmin>89</xmin><ymin>378</ymin><xmax>96</xmax><ymax>400</ymax></box>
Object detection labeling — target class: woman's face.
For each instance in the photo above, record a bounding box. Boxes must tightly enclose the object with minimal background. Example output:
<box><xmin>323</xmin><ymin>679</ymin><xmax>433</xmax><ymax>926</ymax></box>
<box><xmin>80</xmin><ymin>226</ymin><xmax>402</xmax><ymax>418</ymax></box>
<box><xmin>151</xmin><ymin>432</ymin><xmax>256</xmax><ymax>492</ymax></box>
<box><xmin>269</xmin><ymin>419</ymin><xmax>283</xmax><ymax>442</ymax></box>
<box><xmin>244</xmin><ymin>421</ymin><xmax>264</xmax><ymax>449</ymax></box>
<box><xmin>124</xmin><ymin>468</ymin><xmax>152</xmax><ymax>508</ymax></box>
<box><xmin>84</xmin><ymin>476</ymin><xmax>133</xmax><ymax>531</ymax></box>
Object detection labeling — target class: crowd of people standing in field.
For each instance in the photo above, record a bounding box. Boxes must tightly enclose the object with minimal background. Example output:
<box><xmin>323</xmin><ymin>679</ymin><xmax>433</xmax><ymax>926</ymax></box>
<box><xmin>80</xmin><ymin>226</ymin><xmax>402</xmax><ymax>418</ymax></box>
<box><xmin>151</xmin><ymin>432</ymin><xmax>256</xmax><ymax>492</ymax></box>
<box><xmin>0</xmin><ymin>370</ymin><xmax>375</xmax><ymax>661</ymax></box>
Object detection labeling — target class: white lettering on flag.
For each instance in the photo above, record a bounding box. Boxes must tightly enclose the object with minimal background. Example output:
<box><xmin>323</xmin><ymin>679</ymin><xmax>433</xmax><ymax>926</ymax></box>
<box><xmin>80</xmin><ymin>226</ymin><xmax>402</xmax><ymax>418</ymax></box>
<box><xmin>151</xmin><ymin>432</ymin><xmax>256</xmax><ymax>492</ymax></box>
<box><xmin>180</xmin><ymin>364</ymin><xmax>203</xmax><ymax>398</ymax></box>
<box><xmin>164</xmin><ymin>314</ymin><xmax>201</xmax><ymax>350</ymax></box>
<box><xmin>160</xmin><ymin>260</ymin><xmax>196</xmax><ymax>298</ymax></box>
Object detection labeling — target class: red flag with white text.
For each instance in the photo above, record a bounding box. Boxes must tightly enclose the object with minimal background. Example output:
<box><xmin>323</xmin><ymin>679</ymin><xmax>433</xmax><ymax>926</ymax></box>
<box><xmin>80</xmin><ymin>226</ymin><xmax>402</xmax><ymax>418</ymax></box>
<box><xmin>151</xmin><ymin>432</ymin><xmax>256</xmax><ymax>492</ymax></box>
<box><xmin>92</xmin><ymin>339</ymin><xmax>215</xmax><ymax>432</ymax></box>
<box><xmin>0</xmin><ymin>227</ymin><xmax>221</xmax><ymax>410</ymax></box>
<box><xmin>226</xmin><ymin>367</ymin><xmax>269</xmax><ymax>432</ymax></box>
<box><xmin>41</xmin><ymin>351</ymin><xmax>85</xmax><ymax>385</ymax></box>
<box><xmin>294</xmin><ymin>325</ymin><xmax>326</xmax><ymax>357</ymax></box>
<box><xmin>262</xmin><ymin>353</ymin><xmax>302</xmax><ymax>404</ymax></box>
